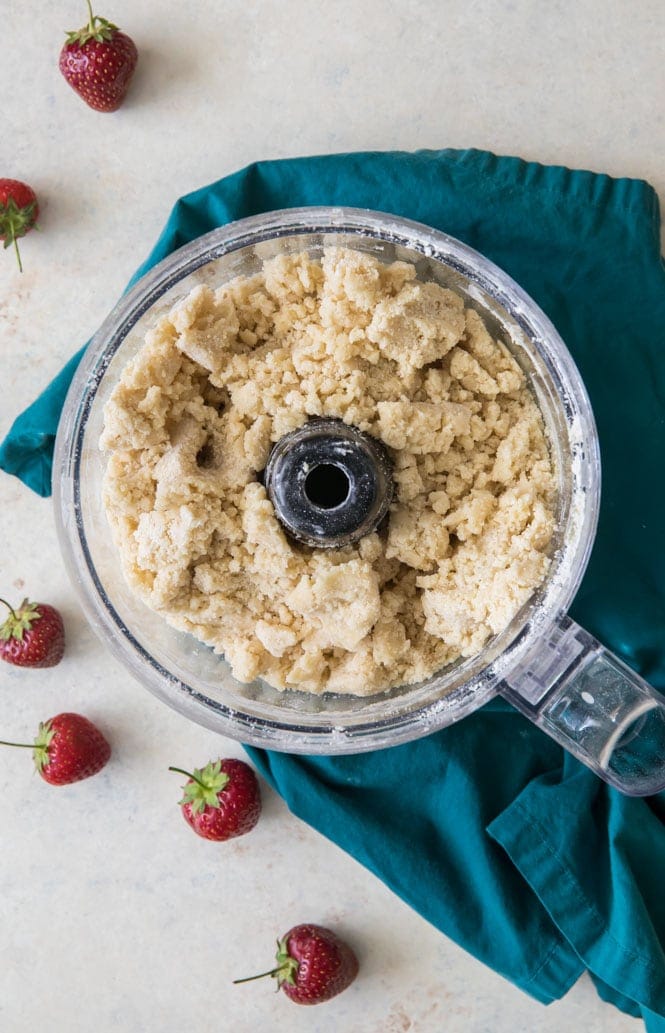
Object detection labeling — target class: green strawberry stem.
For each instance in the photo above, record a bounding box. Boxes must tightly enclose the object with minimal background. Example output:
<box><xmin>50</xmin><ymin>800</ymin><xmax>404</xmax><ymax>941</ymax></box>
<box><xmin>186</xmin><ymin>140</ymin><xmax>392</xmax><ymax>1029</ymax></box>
<box><xmin>234</xmin><ymin>938</ymin><xmax>299</xmax><ymax>986</ymax></box>
<box><xmin>168</xmin><ymin>765</ymin><xmax>206</xmax><ymax>788</ymax></box>
<box><xmin>12</xmin><ymin>239</ymin><xmax>22</xmax><ymax>273</ymax></box>
<box><xmin>0</xmin><ymin>724</ymin><xmax>53</xmax><ymax>772</ymax></box>
<box><xmin>233</xmin><ymin>966</ymin><xmax>285</xmax><ymax>985</ymax></box>
<box><xmin>0</xmin><ymin>598</ymin><xmax>18</xmax><ymax>619</ymax></box>
<box><xmin>85</xmin><ymin>0</ymin><xmax>95</xmax><ymax>31</ymax></box>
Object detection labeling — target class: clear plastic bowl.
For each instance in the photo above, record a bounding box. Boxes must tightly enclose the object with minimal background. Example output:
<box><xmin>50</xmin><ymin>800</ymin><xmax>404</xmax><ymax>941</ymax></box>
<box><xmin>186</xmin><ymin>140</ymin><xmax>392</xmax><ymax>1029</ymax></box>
<box><xmin>54</xmin><ymin>207</ymin><xmax>599</xmax><ymax>754</ymax></box>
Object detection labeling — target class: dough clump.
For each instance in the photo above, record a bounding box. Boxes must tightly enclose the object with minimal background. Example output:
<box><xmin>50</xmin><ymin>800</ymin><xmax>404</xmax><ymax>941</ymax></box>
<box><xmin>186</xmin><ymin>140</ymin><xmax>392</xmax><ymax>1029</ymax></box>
<box><xmin>101</xmin><ymin>248</ymin><xmax>555</xmax><ymax>695</ymax></box>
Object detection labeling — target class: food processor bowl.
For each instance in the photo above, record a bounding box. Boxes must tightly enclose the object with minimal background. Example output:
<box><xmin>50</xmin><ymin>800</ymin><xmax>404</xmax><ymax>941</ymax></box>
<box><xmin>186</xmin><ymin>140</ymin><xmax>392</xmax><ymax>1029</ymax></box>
<box><xmin>53</xmin><ymin>208</ymin><xmax>665</xmax><ymax>795</ymax></box>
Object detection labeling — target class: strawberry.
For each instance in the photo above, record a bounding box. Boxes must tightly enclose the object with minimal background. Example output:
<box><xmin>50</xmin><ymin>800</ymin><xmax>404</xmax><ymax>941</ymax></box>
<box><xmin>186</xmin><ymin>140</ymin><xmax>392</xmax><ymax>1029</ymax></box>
<box><xmin>59</xmin><ymin>1</ymin><xmax>138</xmax><ymax>113</ymax></box>
<box><xmin>0</xmin><ymin>597</ymin><xmax>65</xmax><ymax>668</ymax></box>
<box><xmin>0</xmin><ymin>179</ymin><xmax>39</xmax><ymax>273</ymax></box>
<box><xmin>169</xmin><ymin>758</ymin><xmax>262</xmax><ymax>841</ymax></box>
<box><xmin>234</xmin><ymin>923</ymin><xmax>359</xmax><ymax>1005</ymax></box>
<box><xmin>0</xmin><ymin>712</ymin><xmax>111</xmax><ymax>785</ymax></box>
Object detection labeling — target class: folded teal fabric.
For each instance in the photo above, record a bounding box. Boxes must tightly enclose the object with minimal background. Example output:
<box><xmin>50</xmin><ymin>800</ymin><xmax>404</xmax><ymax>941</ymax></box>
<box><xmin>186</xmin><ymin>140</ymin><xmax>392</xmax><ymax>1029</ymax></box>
<box><xmin>2</xmin><ymin>148</ymin><xmax>665</xmax><ymax>1027</ymax></box>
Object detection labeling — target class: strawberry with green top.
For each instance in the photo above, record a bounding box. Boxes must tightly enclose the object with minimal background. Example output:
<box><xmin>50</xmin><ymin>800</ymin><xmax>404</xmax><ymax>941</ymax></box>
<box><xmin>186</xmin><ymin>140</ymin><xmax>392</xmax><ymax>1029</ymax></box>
<box><xmin>0</xmin><ymin>180</ymin><xmax>39</xmax><ymax>273</ymax></box>
<box><xmin>234</xmin><ymin>923</ymin><xmax>359</xmax><ymax>1005</ymax></box>
<box><xmin>0</xmin><ymin>597</ymin><xmax>65</xmax><ymax>668</ymax></box>
<box><xmin>0</xmin><ymin>712</ymin><xmax>111</xmax><ymax>786</ymax></box>
<box><xmin>170</xmin><ymin>758</ymin><xmax>262</xmax><ymax>841</ymax></box>
<box><xmin>59</xmin><ymin>1</ymin><xmax>138</xmax><ymax>112</ymax></box>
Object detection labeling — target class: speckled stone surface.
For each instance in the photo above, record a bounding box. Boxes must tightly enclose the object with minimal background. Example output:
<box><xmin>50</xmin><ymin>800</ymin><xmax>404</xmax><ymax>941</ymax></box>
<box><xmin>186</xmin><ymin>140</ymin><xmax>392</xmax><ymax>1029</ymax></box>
<box><xmin>1</xmin><ymin>1</ymin><xmax>662</xmax><ymax>1029</ymax></box>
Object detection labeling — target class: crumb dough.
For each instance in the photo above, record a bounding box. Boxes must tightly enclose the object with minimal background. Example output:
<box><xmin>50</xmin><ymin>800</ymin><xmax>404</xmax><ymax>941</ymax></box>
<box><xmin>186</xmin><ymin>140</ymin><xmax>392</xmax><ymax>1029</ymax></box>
<box><xmin>101</xmin><ymin>247</ymin><xmax>556</xmax><ymax>695</ymax></box>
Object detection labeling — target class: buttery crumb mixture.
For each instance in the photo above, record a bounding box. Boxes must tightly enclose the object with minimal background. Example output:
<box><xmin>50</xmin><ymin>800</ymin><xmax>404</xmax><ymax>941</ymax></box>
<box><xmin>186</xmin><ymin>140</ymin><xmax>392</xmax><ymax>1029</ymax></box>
<box><xmin>101</xmin><ymin>248</ymin><xmax>556</xmax><ymax>695</ymax></box>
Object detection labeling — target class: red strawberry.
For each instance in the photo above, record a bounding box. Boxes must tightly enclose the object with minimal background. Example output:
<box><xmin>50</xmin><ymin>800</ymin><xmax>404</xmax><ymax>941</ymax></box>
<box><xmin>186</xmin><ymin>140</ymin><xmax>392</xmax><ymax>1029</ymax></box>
<box><xmin>0</xmin><ymin>179</ymin><xmax>39</xmax><ymax>273</ymax></box>
<box><xmin>0</xmin><ymin>712</ymin><xmax>111</xmax><ymax>786</ymax></box>
<box><xmin>59</xmin><ymin>1</ymin><xmax>138</xmax><ymax>113</ymax></box>
<box><xmin>234</xmin><ymin>923</ymin><xmax>359</xmax><ymax>1005</ymax></box>
<box><xmin>0</xmin><ymin>597</ymin><xmax>65</xmax><ymax>668</ymax></box>
<box><xmin>169</xmin><ymin>758</ymin><xmax>262</xmax><ymax>841</ymax></box>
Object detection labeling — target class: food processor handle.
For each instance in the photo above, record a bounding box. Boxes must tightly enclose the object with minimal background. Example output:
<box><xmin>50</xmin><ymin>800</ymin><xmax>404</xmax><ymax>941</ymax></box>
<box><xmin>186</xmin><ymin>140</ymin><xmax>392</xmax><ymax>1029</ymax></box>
<box><xmin>499</xmin><ymin>615</ymin><xmax>665</xmax><ymax>796</ymax></box>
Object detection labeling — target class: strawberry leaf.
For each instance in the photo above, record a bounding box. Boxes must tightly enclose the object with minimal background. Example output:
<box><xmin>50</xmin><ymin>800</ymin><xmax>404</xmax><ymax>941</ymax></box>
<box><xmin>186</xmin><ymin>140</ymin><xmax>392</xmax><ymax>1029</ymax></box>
<box><xmin>0</xmin><ymin>600</ymin><xmax>40</xmax><ymax>642</ymax></box>
<box><xmin>178</xmin><ymin>761</ymin><xmax>230</xmax><ymax>814</ymax></box>
<box><xmin>274</xmin><ymin>936</ymin><xmax>299</xmax><ymax>987</ymax></box>
<box><xmin>32</xmin><ymin>720</ymin><xmax>55</xmax><ymax>773</ymax></box>
<box><xmin>64</xmin><ymin>16</ymin><xmax>118</xmax><ymax>46</ymax></box>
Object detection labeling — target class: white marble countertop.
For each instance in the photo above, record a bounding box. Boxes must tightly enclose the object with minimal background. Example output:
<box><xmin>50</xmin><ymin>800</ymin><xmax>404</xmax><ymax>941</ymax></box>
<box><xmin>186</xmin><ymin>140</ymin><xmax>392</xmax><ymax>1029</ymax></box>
<box><xmin>1</xmin><ymin>1</ymin><xmax>663</xmax><ymax>1030</ymax></box>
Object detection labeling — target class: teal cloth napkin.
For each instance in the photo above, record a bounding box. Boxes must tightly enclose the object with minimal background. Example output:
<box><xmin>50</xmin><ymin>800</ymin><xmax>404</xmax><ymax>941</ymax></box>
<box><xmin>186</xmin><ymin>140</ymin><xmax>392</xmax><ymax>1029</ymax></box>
<box><xmin>2</xmin><ymin>148</ymin><xmax>665</xmax><ymax>1028</ymax></box>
